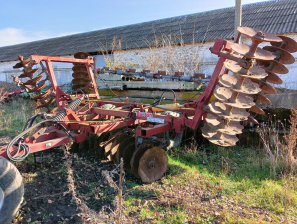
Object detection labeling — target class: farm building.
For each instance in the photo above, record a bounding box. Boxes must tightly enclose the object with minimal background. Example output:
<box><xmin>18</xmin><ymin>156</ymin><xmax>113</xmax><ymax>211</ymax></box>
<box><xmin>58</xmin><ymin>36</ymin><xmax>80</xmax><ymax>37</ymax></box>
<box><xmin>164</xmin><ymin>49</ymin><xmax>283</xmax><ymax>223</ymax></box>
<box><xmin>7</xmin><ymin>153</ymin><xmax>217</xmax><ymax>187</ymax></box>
<box><xmin>0</xmin><ymin>0</ymin><xmax>297</xmax><ymax>89</ymax></box>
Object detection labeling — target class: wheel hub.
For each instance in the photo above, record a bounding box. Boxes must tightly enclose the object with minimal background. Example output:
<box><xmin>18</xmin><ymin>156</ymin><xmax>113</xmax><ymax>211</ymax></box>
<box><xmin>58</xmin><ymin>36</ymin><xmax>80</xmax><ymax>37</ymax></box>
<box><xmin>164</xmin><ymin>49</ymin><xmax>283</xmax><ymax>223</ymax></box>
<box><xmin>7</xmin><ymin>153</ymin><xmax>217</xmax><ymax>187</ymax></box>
<box><xmin>0</xmin><ymin>186</ymin><xmax>4</xmax><ymax>211</ymax></box>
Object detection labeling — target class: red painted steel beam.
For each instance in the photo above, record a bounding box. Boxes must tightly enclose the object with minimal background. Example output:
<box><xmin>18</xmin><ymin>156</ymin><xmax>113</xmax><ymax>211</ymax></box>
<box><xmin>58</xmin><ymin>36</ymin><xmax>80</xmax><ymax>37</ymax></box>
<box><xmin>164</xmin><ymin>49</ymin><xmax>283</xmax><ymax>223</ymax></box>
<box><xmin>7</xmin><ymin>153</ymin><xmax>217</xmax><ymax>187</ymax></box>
<box><xmin>30</xmin><ymin>55</ymin><xmax>95</xmax><ymax>65</ymax></box>
<box><xmin>136</xmin><ymin>123</ymin><xmax>171</xmax><ymax>137</ymax></box>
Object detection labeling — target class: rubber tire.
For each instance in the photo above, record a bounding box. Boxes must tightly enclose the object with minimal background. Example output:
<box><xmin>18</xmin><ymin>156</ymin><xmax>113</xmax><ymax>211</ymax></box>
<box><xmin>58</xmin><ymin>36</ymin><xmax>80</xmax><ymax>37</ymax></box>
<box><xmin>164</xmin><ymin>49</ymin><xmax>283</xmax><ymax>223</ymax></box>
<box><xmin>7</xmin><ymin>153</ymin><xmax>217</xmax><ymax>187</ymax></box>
<box><xmin>0</xmin><ymin>156</ymin><xmax>24</xmax><ymax>224</ymax></box>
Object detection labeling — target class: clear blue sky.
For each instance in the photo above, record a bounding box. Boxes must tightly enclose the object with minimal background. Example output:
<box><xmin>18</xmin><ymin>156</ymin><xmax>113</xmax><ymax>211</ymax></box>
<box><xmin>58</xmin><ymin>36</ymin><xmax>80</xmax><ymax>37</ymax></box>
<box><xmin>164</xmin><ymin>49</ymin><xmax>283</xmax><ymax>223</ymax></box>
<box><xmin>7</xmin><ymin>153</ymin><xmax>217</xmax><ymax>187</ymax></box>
<box><xmin>0</xmin><ymin>0</ymin><xmax>270</xmax><ymax>47</ymax></box>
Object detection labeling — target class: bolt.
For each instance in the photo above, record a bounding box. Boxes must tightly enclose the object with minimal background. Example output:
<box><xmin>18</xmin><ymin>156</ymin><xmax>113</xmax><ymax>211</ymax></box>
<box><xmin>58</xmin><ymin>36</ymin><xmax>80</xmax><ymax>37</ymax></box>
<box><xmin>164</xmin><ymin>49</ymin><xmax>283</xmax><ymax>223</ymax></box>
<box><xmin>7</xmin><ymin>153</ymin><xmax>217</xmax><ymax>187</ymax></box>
<box><xmin>256</xmin><ymin>31</ymin><xmax>265</xmax><ymax>37</ymax></box>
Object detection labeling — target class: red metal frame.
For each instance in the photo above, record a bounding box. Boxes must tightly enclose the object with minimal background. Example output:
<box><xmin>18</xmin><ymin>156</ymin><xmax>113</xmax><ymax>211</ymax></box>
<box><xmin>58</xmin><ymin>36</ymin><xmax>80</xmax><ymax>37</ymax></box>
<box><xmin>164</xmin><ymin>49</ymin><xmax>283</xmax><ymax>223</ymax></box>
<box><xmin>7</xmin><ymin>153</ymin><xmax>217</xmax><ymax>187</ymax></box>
<box><xmin>0</xmin><ymin>38</ymin><xmax>233</xmax><ymax>160</ymax></box>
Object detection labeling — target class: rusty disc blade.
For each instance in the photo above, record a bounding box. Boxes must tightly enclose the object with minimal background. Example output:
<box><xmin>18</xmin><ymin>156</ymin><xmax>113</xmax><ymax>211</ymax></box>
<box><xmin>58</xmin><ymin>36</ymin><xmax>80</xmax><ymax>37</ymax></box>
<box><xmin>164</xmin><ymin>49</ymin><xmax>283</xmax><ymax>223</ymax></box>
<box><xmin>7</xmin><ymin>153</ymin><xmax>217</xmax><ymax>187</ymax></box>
<box><xmin>38</xmin><ymin>79</ymin><xmax>47</xmax><ymax>87</ymax></box>
<box><xmin>122</xmin><ymin>142</ymin><xmax>136</xmax><ymax>170</ymax></box>
<box><xmin>248</xmin><ymin>116</ymin><xmax>259</xmax><ymax>125</ymax></box>
<box><xmin>36</xmin><ymin>97</ymin><xmax>55</xmax><ymax>109</ymax></box>
<box><xmin>257</xmin><ymin>93</ymin><xmax>271</xmax><ymax>104</ymax></box>
<box><xmin>74</xmin><ymin>52</ymin><xmax>91</xmax><ymax>59</ymax></box>
<box><xmin>250</xmin><ymin>79</ymin><xmax>277</xmax><ymax>94</ymax></box>
<box><xmin>32</xmin><ymin>89</ymin><xmax>52</xmax><ymax>100</ymax></box>
<box><xmin>215</xmin><ymin>87</ymin><xmax>255</xmax><ymax>108</ymax></box>
<box><xmin>231</xmin><ymin>43</ymin><xmax>276</xmax><ymax>60</ymax></box>
<box><xmin>19</xmin><ymin>68</ymin><xmax>39</xmax><ymax>78</ymax></box>
<box><xmin>224</xmin><ymin>61</ymin><xmax>267</xmax><ymax>79</ymax></box>
<box><xmin>201</xmin><ymin>124</ymin><xmax>238</xmax><ymax>147</ymax></box>
<box><xmin>205</xmin><ymin>114</ymin><xmax>243</xmax><ymax>135</ymax></box>
<box><xmin>138</xmin><ymin>146</ymin><xmax>168</xmax><ymax>183</ymax></box>
<box><xmin>263</xmin><ymin>46</ymin><xmax>295</xmax><ymax>64</ymax></box>
<box><xmin>23</xmin><ymin>75</ymin><xmax>43</xmax><ymax>85</ymax></box>
<box><xmin>131</xmin><ymin>143</ymin><xmax>154</xmax><ymax>178</ymax></box>
<box><xmin>270</xmin><ymin>35</ymin><xmax>297</xmax><ymax>53</ymax></box>
<box><xmin>265</xmin><ymin>70</ymin><xmax>283</xmax><ymax>84</ymax></box>
<box><xmin>219</xmin><ymin>74</ymin><xmax>261</xmax><ymax>94</ymax></box>
<box><xmin>257</xmin><ymin>60</ymin><xmax>288</xmax><ymax>74</ymax></box>
<box><xmin>72</xmin><ymin>85</ymin><xmax>86</xmax><ymax>91</ymax></box>
<box><xmin>116</xmin><ymin>136</ymin><xmax>135</xmax><ymax>165</ymax></box>
<box><xmin>72</xmin><ymin>65</ymin><xmax>87</xmax><ymax>72</ymax></box>
<box><xmin>72</xmin><ymin>71</ymin><xmax>89</xmax><ymax>79</ymax></box>
<box><xmin>249</xmin><ymin>105</ymin><xmax>265</xmax><ymax>115</ymax></box>
<box><xmin>209</xmin><ymin>101</ymin><xmax>249</xmax><ymax>121</ymax></box>
<box><xmin>28</xmin><ymin>83</ymin><xmax>47</xmax><ymax>93</ymax></box>
<box><xmin>237</xmin><ymin>27</ymin><xmax>282</xmax><ymax>42</ymax></box>
<box><xmin>72</xmin><ymin>78</ymin><xmax>90</xmax><ymax>85</ymax></box>
<box><xmin>110</xmin><ymin>134</ymin><xmax>129</xmax><ymax>164</ymax></box>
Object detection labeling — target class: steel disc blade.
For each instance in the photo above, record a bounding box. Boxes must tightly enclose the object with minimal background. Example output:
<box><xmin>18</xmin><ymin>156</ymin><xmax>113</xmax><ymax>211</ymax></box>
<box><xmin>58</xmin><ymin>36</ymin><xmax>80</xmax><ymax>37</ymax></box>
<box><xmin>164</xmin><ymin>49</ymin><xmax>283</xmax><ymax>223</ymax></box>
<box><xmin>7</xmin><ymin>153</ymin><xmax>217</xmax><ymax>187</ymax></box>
<box><xmin>28</xmin><ymin>83</ymin><xmax>47</xmax><ymax>93</ymax></box>
<box><xmin>19</xmin><ymin>68</ymin><xmax>39</xmax><ymax>78</ymax></box>
<box><xmin>224</xmin><ymin>61</ymin><xmax>267</xmax><ymax>79</ymax></box>
<box><xmin>102</xmin><ymin>136</ymin><xmax>117</xmax><ymax>158</ymax></box>
<box><xmin>257</xmin><ymin>60</ymin><xmax>288</xmax><ymax>74</ymax></box>
<box><xmin>205</xmin><ymin>114</ymin><xmax>243</xmax><ymax>135</ymax></box>
<box><xmin>265</xmin><ymin>70</ymin><xmax>283</xmax><ymax>84</ymax></box>
<box><xmin>263</xmin><ymin>46</ymin><xmax>295</xmax><ymax>64</ymax></box>
<box><xmin>219</xmin><ymin>74</ymin><xmax>261</xmax><ymax>94</ymax></box>
<box><xmin>248</xmin><ymin>116</ymin><xmax>259</xmax><ymax>125</ymax></box>
<box><xmin>23</xmin><ymin>75</ymin><xmax>43</xmax><ymax>85</ymax></box>
<box><xmin>237</xmin><ymin>27</ymin><xmax>282</xmax><ymax>42</ymax></box>
<box><xmin>110</xmin><ymin>134</ymin><xmax>129</xmax><ymax>164</ymax></box>
<box><xmin>270</xmin><ymin>35</ymin><xmax>297</xmax><ymax>53</ymax></box>
<box><xmin>116</xmin><ymin>137</ymin><xmax>135</xmax><ymax>165</ymax></box>
<box><xmin>36</xmin><ymin>97</ymin><xmax>55</xmax><ymax>109</ymax></box>
<box><xmin>257</xmin><ymin>93</ymin><xmax>271</xmax><ymax>104</ymax></box>
<box><xmin>72</xmin><ymin>78</ymin><xmax>90</xmax><ymax>85</ymax></box>
<box><xmin>209</xmin><ymin>101</ymin><xmax>249</xmax><ymax>121</ymax></box>
<box><xmin>250</xmin><ymin>79</ymin><xmax>277</xmax><ymax>94</ymax></box>
<box><xmin>231</xmin><ymin>43</ymin><xmax>276</xmax><ymax>60</ymax></box>
<box><xmin>215</xmin><ymin>87</ymin><xmax>255</xmax><ymax>108</ymax></box>
<box><xmin>122</xmin><ymin>142</ymin><xmax>136</xmax><ymax>170</ymax></box>
<box><xmin>201</xmin><ymin>124</ymin><xmax>238</xmax><ymax>147</ymax></box>
<box><xmin>74</xmin><ymin>52</ymin><xmax>91</xmax><ymax>59</ymax></box>
<box><xmin>72</xmin><ymin>71</ymin><xmax>89</xmax><ymax>79</ymax></box>
<box><xmin>131</xmin><ymin>143</ymin><xmax>154</xmax><ymax>178</ymax></box>
<box><xmin>249</xmin><ymin>105</ymin><xmax>265</xmax><ymax>115</ymax></box>
<box><xmin>32</xmin><ymin>89</ymin><xmax>52</xmax><ymax>100</ymax></box>
<box><xmin>72</xmin><ymin>65</ymin><xmax>87</xmax><ymax>72</ymax></box>
<box><xmin>138</xmin><ymin>146</ymin><xmax>168</xmax><ymax>183</ymax></box>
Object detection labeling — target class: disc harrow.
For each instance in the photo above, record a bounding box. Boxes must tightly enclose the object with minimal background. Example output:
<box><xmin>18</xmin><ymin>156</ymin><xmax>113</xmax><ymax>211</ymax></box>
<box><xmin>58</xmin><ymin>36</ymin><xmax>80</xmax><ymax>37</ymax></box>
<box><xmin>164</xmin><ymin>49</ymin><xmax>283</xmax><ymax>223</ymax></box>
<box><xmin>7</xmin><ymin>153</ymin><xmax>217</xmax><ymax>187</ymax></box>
<box><xmin>71</xmin><ymin>52</ymin><xmax>91</xmax><ymax>92</ymax></box>
<box><xmin>202</xmin><ymin>27</ymin><xmax>296</xmax><ymax>147</ymax></box>
<box><xmin>12</xmin><ymin>55</ymin><xmax>54</xmax><ymax>111</ymax></box>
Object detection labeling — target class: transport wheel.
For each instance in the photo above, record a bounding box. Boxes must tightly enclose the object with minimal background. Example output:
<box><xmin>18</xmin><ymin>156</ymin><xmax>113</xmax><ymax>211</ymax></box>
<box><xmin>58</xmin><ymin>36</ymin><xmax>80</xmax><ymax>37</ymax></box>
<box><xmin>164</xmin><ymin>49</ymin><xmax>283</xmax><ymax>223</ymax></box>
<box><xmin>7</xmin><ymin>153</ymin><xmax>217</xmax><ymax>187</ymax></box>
<box><xmin>138</xmin><ymin>146</ymin><xmax>168</xmax><ymax>183</ymax></box>
<box><xmin>0</xmin><ymin>156</ymin><xmax>24</xmax><ymax>224</ymax></box>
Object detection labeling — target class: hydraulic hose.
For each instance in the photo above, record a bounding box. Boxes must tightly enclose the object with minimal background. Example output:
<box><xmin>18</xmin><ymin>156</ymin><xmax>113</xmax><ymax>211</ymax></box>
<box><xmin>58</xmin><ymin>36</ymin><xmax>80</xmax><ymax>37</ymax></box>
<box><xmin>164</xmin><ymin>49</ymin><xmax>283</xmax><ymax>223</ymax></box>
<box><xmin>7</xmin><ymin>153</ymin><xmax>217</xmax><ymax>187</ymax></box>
<box><xmin>6</xmin><ymin>97</ymin><xmax>83</xmax><ymax>162</ymax></box>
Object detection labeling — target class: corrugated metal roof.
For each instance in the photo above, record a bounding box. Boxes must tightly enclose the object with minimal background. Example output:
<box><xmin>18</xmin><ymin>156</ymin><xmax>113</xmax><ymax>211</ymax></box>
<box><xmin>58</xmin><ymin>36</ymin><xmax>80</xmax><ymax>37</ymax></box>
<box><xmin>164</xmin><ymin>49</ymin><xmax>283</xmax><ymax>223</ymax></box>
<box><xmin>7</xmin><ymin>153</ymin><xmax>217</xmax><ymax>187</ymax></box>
<box><xmin>0</xmin><ymin>0</ymin><xmax>296</xmax><ymax>62</ymax></box>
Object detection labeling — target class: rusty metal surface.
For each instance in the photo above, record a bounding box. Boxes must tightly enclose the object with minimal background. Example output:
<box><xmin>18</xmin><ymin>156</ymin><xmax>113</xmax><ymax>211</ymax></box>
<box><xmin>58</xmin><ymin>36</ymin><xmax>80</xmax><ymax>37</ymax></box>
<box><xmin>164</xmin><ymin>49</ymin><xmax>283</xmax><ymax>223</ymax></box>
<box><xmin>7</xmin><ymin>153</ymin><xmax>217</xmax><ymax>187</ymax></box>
<box><xmin>237</xmin><ymin>27</ymin><xmax>282</xmax><ymax>42</ymax></box>
<box><xmin>270</xmin><ymin>35</ymin><xmax>297</xmax><ymax>53</ymax></box>
<box><xmin>250</xmin><ymin>79</ymin><xmax>277</xmax><ymax>94</ymax></box>
<box><xmin>263</xmin><ymin>46</ymin><xmax>295</xmax><ymax>64</ymax></box>
<box><xmin>249</xmin><ymin>105</ymin><xmax>265</xmax><ymax>114</ymax></box>
<box><xmin>265</xmin><ymin>70</ymin><xmax>283</xmax><ymax>84</ymax></box>
<box><xmin>205</xmin><ymin>114</ymin><xmax>243</xmax><ymax>135</ymax></box>
<box><xmin>256</xmin><ymin>93</ymin><xmax>271</xmax><ymax>104</ymax></box>
<box><xmin>231</xmin><ymin>43</ymin><xmax>276</xmax><ymax>60</ymax></box>
<box><xmin>257</xmin><ymin>60</ymin><xmax>288</xmax><ymax>74</ymax></box>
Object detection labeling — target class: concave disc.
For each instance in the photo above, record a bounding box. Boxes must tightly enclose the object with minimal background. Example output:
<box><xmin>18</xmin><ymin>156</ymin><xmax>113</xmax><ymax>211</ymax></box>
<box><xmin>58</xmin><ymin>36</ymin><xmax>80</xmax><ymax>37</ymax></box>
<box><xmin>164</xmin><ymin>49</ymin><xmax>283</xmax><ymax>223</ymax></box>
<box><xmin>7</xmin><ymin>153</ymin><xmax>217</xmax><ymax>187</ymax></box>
<box><xmin>13</xmin><ymin>58</ymin><xmax>31</xmax><ymax>69</ymax></box>
<box><xmin>28</xmin><ymin>83</ymin><xmax>47</xmax><ymax>93</ymax></box>
<box><xmin>257</xmin><ymin>60</ymin><xmax>288</xmax><ymax>74</ymax></box>
<box><xmin>110</xmin><ymin>134</ymin><xmax>129</xmax><ymax>164</ymax></box>
<box><xmin>138</xmin><ymin>146</ymin><xmax>168</xmax><ymax>183</ymax></box>
<box><xmin>263</xmin><ymin>46</ymin><xmax>295</xmax><ymax>64</ymax></box>
<box><xmin>265</xmin><ymin>70</ymin><xmax>283</xmax><ymax>84</ymax></box>
<box><xmin>95</xmin><ymin>132</ymin><xmax>110</xmax><ymax>154</ymax></box>
<box><xmin>23</xmin><ymin>75</ymin><xmax>43</xmax><ymax>85</ymax></box>
<box><xmin>72</xmin><ymin>78</ymin><xmax>90</xmax><ymax>85</ymax></box>
<box><xmin>72</xmin><ymin>65</ymin><xmax>87</xmax><ymax>72</ymax></box>
<box><xmin>237</xmin><ymin>27</ymin><xmax>282</xmax><ymax>42</ymax></box>
<box><xmin>248</xmin><ymin>116</ymin><xmax>259</xmax><ymax>125</ymax></box>
<box><xmin>74</xmin><ymin>52</ymin><xmax>91</xmax><ymax>59</ymax></box>
<box><xmin>201</xmin><ymin>124</ymin><xmax>238</xmax><ymax>147</ymax></box>
<box><xmin>219</xmin><ymin>74</ymin><xmax>261</xmax><ymax>94</ymax></box>
<box><xmin>122</xmin><ymin>142</ymin><xmax>136</xmax><ymax>170</ymax></box>
<box><xmin>250</xmin><ymin>79</ymin><xmax>277</xmax><ymax>94</ymax></box>
<box><xmin>214</xmin><ymin>87</ymin><xmax>255</xmax><ymax>108</ymax></box>
<box><xmin>36</xmin><ymin>97</ymin><xmax>55</xmax><ymax>109</ymax></box>
<box><xmin>224</xmin><ymin>61</ymin><xmax>267</xmax><ymax>79</ymax></box>
<box><xmin>209</xmin><ymin>101</ymin><xmax>249</xmax><ymax>121</ymax></box>
<box><xmin>72</xmin><ymin>71</ymin><xmax>89</xmax><ymax>79</ymax></box>
<box><xmin>205</xmin><ymin>114</ymin><xmax>243</xmax><ymax>135</ymax></box>
<box><xmin>249</xmin><ymin>105</ymin><xmax>265</xmax><ymax>115</ymax></box>
<box><xmin>131</xmin><ymin>143</ymin><xmax>154</xmax><ymax>178</ymax></box>
<box><xmin>270</xmin><ymin>35</ymin><xmax>297</xmax><ymax>53</ymax></box>
<box><xmin>19</xmin><ymin>68</ymin><xmax>39</xmax><ymax>78</ymax></box>
<box><xmin>257</xmin><ymin>93</ymin><xmax>271</xmax><ymax>104</ymax></box>
<box><xmin>102</xmin><ymin>135</ymin><xmax>117</xmax><ymax>158</ymax></box>
<box><xmin>116</xmin><ymin>136</ymin><xmax>135</xmax><ymax>165</ymax></box>
<box><xmin>32</xmin><ymin>89</ymin><xmax>52</xmax><ymax>100</ymax></box>
<box><xmin>231</xmin><ymin>43</ymin><xmax>276</xmax><ymax>60</ymax></box>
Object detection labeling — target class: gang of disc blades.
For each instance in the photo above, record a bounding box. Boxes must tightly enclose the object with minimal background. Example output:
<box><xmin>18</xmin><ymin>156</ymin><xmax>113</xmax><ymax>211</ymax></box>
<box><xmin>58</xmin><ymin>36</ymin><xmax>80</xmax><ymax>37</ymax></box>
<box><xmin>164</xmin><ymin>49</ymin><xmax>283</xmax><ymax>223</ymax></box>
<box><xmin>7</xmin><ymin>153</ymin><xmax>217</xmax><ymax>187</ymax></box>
<box><xmin>205</xmin><ymin>114</ymin><xmax>243</xmax><ymax>135</ymax></box>
<box><xmin>263</xmin><ymin>46</ymin><xmax>295</xmax><ymax>64</ymax></box>
<box><xmin>219</xmin><ymin>74</ymin><xmax>261</xmax><ymax>94</ymax></box>
<box><xmin>74</xmin><ymin>52</ymin><xmax>91</xmax><ymax>59</ymax></box>
<box><xmin>270</xmin><ymin>35</ymin><xmax>297</xmax><ymax>53</ymax></box>
<box><xmin>72</xmin><ymin>65</ymin><xmax>87</xmax><ymax>72</ymax></box>
<box><xmin>19</xmin><ymin>68</ymin><xmax>39</xmax><ymax>78</ymax></box>
<box><xmin>214</xmin><ymin>87</ymin><xmax>255</xmax><ymax>108</ymax></box>
<box><xmin>209</xmin><ymin>101</ymin><xmax>249</xmax><ymax>121</ymax></box>
<box><xmin>231</xmin><ymin>43</ymin><xmax>276</xmax><ymax>60</ymax></box>
<box><xmin>72</xmin><ymin>71</ymin><xmax>89</xmax><ymax>79</ymax></box>
<box><xmin>257</xmin><ymin>60</ymin><xmax>288</xmax><ymax>74</ymax></box>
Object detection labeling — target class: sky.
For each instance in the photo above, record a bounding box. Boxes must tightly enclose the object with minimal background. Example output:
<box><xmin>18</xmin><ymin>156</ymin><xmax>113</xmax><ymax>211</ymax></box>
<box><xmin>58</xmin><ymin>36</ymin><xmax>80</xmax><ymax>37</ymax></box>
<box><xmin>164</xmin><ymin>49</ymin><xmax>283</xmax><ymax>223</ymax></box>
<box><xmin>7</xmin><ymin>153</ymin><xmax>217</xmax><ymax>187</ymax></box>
<box><xmin>0</xmin><ymin>0</ymin><xmax>271</xmax><ymax>47</ymax></box>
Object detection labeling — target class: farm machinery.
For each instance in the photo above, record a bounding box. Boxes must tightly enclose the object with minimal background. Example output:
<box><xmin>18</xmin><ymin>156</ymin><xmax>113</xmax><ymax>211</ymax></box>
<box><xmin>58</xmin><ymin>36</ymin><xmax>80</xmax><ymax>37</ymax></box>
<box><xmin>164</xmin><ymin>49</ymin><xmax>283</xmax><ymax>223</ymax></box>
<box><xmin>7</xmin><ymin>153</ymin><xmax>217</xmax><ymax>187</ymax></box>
<box><xmin>0</xmin><ymin>26</ymin><xmax>296</xmax><ymax>223</ymax></box>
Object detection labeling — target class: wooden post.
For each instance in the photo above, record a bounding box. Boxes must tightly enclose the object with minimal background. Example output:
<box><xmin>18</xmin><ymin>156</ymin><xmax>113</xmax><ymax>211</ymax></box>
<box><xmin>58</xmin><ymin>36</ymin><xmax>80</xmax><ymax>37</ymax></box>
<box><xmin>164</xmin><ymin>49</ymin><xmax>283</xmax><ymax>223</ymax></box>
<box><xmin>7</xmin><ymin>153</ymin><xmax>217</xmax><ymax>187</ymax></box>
<box><xmin>235</xmin><ymin>0</ymin><xmax>242</xmax><ymax>43</ymax></box>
